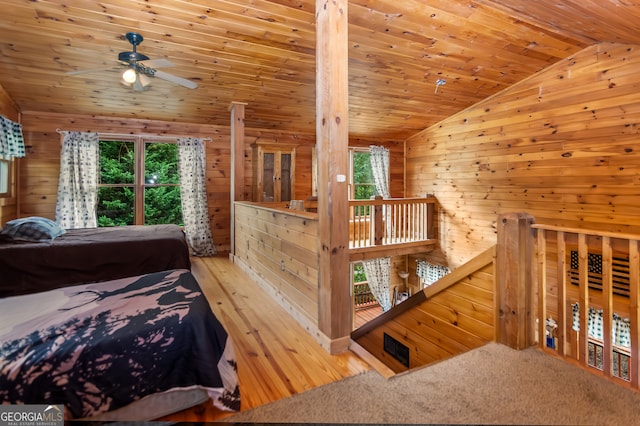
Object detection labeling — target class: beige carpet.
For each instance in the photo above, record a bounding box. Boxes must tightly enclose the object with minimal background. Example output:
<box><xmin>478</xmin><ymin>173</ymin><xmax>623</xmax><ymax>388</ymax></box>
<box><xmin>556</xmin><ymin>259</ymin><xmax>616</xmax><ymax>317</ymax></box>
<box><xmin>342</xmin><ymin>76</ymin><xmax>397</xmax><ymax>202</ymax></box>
<box><xmin>224</xmin><ymin>342</ymin><xmax>640</xmax><ymax>425</ymax></box>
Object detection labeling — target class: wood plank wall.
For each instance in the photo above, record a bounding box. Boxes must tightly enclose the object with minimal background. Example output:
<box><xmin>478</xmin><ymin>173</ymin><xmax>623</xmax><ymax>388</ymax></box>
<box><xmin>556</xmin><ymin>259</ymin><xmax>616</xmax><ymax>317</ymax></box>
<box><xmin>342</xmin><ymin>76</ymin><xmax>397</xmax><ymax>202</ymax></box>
<box><xmin>406</xmin><ymin>43</ymin><xmax>640</xmax><ymax>269</ymax></box>
<box><xmin>0</xmin><ymin>85</ymin><xmax>20</xmax><ymax>225</ymax></box>
<box><xmin>234</xmin><ymin>202</ymin><xmax>320</xmax><ymax>327</ymax></box>
<box><xmin>354</xmin><ymin>251</ymin><xmax>495</xmax><ymax>373</ymax></box>
<box><xmin>13</xmin><ymin>110</ymin><xmax>404</xmax><ymax>253</ymax></box>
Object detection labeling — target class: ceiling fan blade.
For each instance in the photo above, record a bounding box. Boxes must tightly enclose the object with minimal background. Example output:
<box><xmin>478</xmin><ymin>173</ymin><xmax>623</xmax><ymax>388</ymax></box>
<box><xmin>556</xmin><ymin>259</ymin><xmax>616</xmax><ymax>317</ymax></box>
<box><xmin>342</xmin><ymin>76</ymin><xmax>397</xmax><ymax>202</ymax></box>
<box><xmin>140</xmin><ymin>58</ymin><xmax>174</xmax><ymax>69</ymax></box>
<box><xmin>153</xmin><ymin>70</ymin><xmax>198</xmax><ymax>89</ymax></box>
<box><xmin>66</xmin><ymin>66</ymin><xmax>120</xmax><ymax>76</ymax></box>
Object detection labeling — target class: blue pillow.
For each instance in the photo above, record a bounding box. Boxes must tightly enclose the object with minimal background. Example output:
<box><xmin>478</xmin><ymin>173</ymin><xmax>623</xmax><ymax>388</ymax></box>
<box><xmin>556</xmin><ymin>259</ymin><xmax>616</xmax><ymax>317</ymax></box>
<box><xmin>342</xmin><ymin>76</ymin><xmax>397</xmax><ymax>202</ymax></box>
<box><xmin>0</xmin><ymin>216</ymin><xmax>66</xmax><ymax>242</ymax></box>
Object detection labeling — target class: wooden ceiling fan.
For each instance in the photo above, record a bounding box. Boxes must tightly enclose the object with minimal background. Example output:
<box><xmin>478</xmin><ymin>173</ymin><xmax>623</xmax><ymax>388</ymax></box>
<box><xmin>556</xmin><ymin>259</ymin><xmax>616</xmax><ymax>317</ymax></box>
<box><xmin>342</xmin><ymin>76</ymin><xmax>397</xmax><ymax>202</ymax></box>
<box><xmin>67</xmin><ymin>32</ymin><xmax>198</xmax><ymax>91</ymax></box>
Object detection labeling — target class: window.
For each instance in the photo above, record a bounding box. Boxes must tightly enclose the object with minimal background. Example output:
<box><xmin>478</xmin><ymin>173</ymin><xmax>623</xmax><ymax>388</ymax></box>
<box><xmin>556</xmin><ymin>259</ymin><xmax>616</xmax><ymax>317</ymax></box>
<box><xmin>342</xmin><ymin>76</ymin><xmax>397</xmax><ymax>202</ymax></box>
<box><xmin>352</xmin><ymin>262</ymin><xmax>377</xmax><ymax>309</ymax></box>
<box><xmin>351</xmin><ymin>261</ymin><xmax>380</xmax><ymax>329</ymax></box>
<box><xmin>349</xmin><ymin>148</ymin><xmax>377</xmax><ymax>201</ymax></box>
<box><xmin>0</xmin><ymin>155</ymin><xmax>10</xmax><ymax>198</ymax></box>
<box><xmin>97</xmin><ymin>137</ymin><xmax>182</xmax><ymax>226</ymax></box>
<box><xmin>311</xmin><ymin>147</ymin><xmax>381</xmax><ymax>201</ymax></box>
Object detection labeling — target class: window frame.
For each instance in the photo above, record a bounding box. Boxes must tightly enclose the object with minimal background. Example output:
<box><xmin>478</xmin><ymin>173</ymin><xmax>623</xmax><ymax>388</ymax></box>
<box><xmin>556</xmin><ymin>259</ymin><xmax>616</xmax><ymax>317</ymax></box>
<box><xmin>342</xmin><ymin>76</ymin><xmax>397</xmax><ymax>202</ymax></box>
<box><xmin>0</xmin><ymin>154</ymin><xmax>12</xmax><ymax>198</ymax></box>
<box><xmin>348</xmin><ymin>147</ymin><xmax>378</xmax><ymax>201</ymax></box>
<box><xmin>97</xmin><ymin>136</ymin><xmax>181</xmax><ymax>226</ymax></box>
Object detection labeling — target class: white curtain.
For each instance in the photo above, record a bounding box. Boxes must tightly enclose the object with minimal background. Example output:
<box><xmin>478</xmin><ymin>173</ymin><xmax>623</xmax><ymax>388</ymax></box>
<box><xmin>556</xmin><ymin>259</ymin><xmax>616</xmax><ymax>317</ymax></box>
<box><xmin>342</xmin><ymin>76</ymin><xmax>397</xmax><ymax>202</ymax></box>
<box><xmin>369</xmin><ymin>145</ymin><xmax>390</xmax><ymax>198</ymax></box>
<box><xmin>572</xmin><ymin>303</ymin><xmax>631</xmax><ymax>348</ymax></box>
<box><xmin>55</xmin><ymin>131</ymin><xmax>99</xmax><ymax>229</ymax></box>
<box><xmin>362</xmin><ymin>147</ymin><xmax>393</xmax><ymax>312</ymax></box>
<box><xmin>362</xmin><ymin>257</ymin><xmax>392</xmax><ymax>312</ymax></box>
<box><xmin>177</xmin><ymin>137</ymin><xmax>216</xmax><ymax>256</ymax></box>
<box><xmin>0</xmin><ymin>116</ymin><xmax>26</xmax><ymax>158</ymax></box>
<box><xmin>416</xmin><ymin>260</ymin><xmax>450</xmax><ymax>287</ymax></box>
<box><xmin>370</xmin><ymin>145</ymin><xmax>392</xmax><ymax>238</ymax></box>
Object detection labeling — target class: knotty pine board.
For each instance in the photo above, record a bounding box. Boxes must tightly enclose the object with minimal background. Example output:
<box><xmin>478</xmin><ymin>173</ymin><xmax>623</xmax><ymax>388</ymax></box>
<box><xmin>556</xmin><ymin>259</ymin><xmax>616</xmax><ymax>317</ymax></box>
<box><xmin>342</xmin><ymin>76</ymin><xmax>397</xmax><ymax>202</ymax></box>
<box><xmin>407</xmin><ymin>43</ymin><xmax>640</xmax><ymax>268</ymax></box>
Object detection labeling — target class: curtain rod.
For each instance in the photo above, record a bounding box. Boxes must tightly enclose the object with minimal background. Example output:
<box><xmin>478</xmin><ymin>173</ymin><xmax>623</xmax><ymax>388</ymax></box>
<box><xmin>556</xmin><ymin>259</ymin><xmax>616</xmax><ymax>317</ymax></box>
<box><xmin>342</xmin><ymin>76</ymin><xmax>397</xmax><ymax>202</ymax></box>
<box><xmin>55</xmin><ymin>128</ymin><xmax>212</xmax><ymax>142</ymax></box>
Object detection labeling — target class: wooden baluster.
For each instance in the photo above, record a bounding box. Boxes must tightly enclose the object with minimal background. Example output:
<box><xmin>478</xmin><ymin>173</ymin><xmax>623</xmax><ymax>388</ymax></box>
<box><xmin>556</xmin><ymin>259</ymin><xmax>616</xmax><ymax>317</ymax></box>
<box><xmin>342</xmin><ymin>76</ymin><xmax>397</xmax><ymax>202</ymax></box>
<box><xmin>536</xmin><ymin>228</ymin><xmax>547</xmax><ymax>351</ymax></box>
<box><xmin>404</xmin><ymin>202</ymin><xmax>408</xmax><ymax>242</ymax></box>
<box><xmin>422</xmin><ymin>201</ymin><xmax>427</xmax><ymax>240</ymax></box>
<box><xmin>602</xmin><ymin>236</ymin><xmax>613</xmax><ymax>379</ymax></box>
<box><xmin>556</xmin><ymin>231</ymin><xmax>567</xmax><ymax>357</ymax></box>
<box><xmin>354</xmin><ymin>205</ymin><xmax>360</xmax><ymax>248</ymax></box>
<box><xmin>578</xmin><ymin>233</ymin><xmax>589</xmax><ymax>367</ymax></box>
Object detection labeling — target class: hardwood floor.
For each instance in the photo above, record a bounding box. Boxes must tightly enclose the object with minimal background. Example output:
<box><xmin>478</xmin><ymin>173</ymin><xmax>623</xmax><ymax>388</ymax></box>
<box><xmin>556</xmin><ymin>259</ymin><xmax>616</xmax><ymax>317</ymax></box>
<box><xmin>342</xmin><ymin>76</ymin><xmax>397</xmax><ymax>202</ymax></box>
<box><xmin>160</xmin><ymin>255</ymin><xmax>371</xmax><ymax>422</ymax></box>
<box><xmin>354</xmin><ymin>305</ymin><xmax>384</xmax><ymax>329</ymax></box>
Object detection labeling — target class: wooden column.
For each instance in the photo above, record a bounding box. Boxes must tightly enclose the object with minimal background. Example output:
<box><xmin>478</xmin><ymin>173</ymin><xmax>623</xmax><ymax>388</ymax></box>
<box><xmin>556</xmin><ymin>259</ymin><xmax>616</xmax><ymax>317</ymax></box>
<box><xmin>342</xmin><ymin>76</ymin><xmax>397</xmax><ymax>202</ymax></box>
<box><xmin>496</xmin><ymin>212</ymin><xmax>536</xmax><ymax>349</ymax></box>
<box><xmin>229</xmin><ymin>101</ymin><xmax>247</xmax><ymax>255</ymax></box>
<box><xmin>316</xmin><ymin>0</ymin><xmax>351</xmax><ymax>353</ymax></box>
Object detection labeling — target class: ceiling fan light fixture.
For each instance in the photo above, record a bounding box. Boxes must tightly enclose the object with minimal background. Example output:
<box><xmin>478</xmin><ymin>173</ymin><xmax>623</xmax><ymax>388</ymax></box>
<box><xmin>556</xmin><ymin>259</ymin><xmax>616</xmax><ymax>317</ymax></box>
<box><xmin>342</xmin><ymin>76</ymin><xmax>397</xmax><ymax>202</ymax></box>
<box><xmin>69</xmin><ymin>32</ymin><xmax>196</xmax><ymax>90</ymax></box>
<box><xmin>122</xmin><ymin>68</ymin><xmax>137</xmax><ymax>84</ymax></box>
<box><xmin>138</xmin><ymin>73</ymin><xmax>151</xmax><ymax>87</ymax></box>
<box><xmin>132</xmin><ymin>73</ymin><xmax>151</xmax><ymax>91</ymax></box>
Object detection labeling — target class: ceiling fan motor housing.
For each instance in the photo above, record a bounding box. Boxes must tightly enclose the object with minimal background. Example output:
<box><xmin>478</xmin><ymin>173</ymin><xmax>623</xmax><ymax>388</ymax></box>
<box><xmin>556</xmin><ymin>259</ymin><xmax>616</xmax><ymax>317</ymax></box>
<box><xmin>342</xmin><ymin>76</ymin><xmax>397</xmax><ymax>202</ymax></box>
<box><xmin>119</xmin><ymin>32</ymin><xmax>150</xmax><ymax>63</ymax></box>
<box><xmin>118</xmin><ymin>51</ymin><xmax>150</xmax><ymax>62</ymax></box>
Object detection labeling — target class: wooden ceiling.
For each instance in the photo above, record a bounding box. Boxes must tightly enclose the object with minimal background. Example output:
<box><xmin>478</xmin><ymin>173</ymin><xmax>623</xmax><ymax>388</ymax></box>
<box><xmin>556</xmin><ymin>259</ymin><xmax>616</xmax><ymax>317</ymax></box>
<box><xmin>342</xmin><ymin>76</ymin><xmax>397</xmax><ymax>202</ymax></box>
<box><xmin>1</xmin><ymin>0</ymin><xmax>639</xmax><ymax>140</ymax></box>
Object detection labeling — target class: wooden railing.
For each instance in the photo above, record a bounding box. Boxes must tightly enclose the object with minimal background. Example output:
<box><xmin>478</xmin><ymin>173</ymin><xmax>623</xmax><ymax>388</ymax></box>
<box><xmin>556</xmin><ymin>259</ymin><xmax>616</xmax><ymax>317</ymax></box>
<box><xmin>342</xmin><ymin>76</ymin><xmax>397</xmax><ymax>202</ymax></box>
<box><xmin>348</xmin><ymin>196</ymin><xmax>436</xmax><ymax>248</ymax></box>
<box><xmin>353</xmin><ymin>282</ymin><xmax>378</xmax><ymax>310</ymax></box>
<box><xmin>531</xmin><ymin>224</ymin><xmax>640</xmax><ymax>389</ymax></box>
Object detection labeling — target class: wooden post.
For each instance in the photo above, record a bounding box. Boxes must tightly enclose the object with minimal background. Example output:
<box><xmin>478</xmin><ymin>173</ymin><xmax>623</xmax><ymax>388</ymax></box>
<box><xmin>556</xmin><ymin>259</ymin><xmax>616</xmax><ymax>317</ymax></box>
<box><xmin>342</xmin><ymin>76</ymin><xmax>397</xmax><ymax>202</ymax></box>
<box><xmin>316</xmin><ymin>0</ymin><xmax>351</xmax><ymax>353</ymax></box>
<box><xmin>496</xmin><ymin>212</ymin><xmax>536</xmax><ymax>349</ymax></box>
<box><xmin>426</xmin><ymin>194</ymin><xmax>435</xmax><ymax>239</ymax></box>
<box><xmin>229</xmin><ymin>101</ymin><xmax>247</xmax><ymax>256</ymax></box>
<box><xmin>629</xmin><ymin>240</ymin><xmax>640</xmax><ymax>388</ymax></box>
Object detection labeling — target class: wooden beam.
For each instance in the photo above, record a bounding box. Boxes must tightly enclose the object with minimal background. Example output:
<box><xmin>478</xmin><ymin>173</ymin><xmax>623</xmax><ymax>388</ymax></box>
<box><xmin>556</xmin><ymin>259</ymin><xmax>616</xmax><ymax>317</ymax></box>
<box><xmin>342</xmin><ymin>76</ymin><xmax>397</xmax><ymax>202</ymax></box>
<box><xmin>316</xmin><ymin>0</ymin><xmax>350</xmax><ymax>352</ymax></box>
<box><xmin>229</xmin><ymin>101</ymin><xmax>247</xmax><ymax>255</ymax></box>
<box><xmin>349</xmin><ymin>240</ymin><xmax>437</xmax><ymax>262</ymax></box>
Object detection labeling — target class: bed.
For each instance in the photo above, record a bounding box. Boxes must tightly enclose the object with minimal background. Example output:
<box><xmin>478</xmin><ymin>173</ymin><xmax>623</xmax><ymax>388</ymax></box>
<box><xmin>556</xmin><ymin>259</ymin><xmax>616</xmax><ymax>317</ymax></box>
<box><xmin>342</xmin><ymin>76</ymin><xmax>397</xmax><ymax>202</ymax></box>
<box><xmin>0</xmin><ymin>268</ymin><xmax>240</xmax><ymax>420</ymax></box>
<box><xmin>0</xmin><ymin>222</ymin><xmax>192</xmax><ymax>298</ymax></box>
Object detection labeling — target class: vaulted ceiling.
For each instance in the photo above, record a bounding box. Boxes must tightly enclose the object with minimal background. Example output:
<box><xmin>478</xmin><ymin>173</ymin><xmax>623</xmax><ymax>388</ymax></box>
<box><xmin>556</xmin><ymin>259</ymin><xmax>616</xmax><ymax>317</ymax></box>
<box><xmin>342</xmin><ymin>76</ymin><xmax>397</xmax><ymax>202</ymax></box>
<box><xmin>1</xmin><ymin>0</ymin><xmax>639</xmax><ymax>140</ymax></box>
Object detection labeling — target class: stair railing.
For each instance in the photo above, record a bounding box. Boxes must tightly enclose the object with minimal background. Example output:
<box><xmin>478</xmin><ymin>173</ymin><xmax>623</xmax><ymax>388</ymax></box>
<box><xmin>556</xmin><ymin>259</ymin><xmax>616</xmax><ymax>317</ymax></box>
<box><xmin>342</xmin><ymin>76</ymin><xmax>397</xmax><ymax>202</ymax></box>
<box><xmin>531</xmin><ymin>223</ymin><xmax>640</xmax><ymax>389</ymax></box>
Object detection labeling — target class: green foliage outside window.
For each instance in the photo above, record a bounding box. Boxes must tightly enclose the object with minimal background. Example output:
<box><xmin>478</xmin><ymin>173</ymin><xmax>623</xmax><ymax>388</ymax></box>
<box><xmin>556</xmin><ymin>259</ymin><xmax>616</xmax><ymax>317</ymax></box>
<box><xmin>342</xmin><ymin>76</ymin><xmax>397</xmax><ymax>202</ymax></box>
<box><xmin>97</xmin><ymin>187</ymin><xmax>134</xmax><ymax>226</ymax></box>
<box><xmin>353</xmin><ymin>263</ymin><xmax>367</xmax><ymax>283</ymax></box>
<box><xmin>145</xmin><ymin>186</ymin><xmax>182</xmax><ymax>225</ymax></box>
<box><xmin>352</xmin><ymin>151</ymin><xmax>377</xmax><ymax>200</ymax></box>
<box><xmin>100</xmin><ymin>140</ymin><xmax>134</xmax><ymax>184</ymax></box>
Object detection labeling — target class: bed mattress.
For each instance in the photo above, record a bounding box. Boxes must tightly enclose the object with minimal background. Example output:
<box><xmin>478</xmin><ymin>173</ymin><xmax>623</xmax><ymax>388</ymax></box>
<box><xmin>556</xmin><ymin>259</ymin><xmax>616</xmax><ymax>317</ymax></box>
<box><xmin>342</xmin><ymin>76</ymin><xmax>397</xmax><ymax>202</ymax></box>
<box><xmin>0</xmin><ymin>268</ymin><xmax>240</xmax><ymax>419</ymax></box>
<box><xmin>0</xmin><ymin>224</ymin><xmax>191</xmax><ymax>297</ymax></box>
